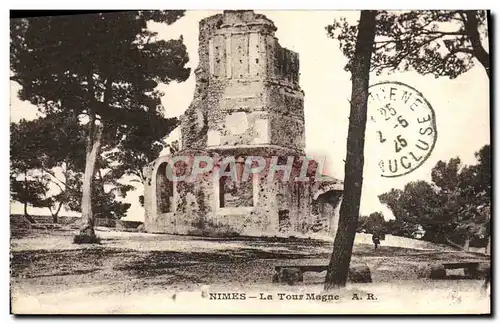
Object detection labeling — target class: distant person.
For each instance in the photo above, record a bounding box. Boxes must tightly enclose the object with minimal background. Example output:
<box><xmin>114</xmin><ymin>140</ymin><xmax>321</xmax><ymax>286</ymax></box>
<box><xmin>482</xmin><ymin>270</ymin><xmax>490</xmax><ymax>297</ymax></box>
<box><xmin>372</xmin><ymin>233</ymin><xmax>381</xmax><ymax>250</ymax></box>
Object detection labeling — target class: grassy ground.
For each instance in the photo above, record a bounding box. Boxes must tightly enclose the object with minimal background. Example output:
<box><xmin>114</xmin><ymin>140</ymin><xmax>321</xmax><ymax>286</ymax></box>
<box><xmin>10</xmin><ymin>226</ymin><xmax>490</xmax><ymax>314</ymax></box>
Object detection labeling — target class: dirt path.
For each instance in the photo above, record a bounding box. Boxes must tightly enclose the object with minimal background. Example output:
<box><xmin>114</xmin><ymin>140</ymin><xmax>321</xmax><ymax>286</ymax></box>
<box><xmin>10</xmin><ymin>228</ymin><xmax>490</xmax><ymax>314</ymax></box>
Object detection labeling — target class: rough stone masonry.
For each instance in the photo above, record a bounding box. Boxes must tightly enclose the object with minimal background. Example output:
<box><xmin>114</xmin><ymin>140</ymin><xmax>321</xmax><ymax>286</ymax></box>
<box><xmin>143</xmin><ymin>10</ymin><xmax>343</xmax><ymax>237</ymax></box>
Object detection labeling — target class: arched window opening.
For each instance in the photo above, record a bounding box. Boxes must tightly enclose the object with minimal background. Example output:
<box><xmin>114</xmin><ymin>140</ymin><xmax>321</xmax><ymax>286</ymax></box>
<box><xmin>157</xmin><ymin>162</ymin><xmax>174</xmax><ymax>213</ymax></box>
<box><xmin>219</xmin><ymin>158</ymin><xmax>253</xmax><ymax>208</ymax></box>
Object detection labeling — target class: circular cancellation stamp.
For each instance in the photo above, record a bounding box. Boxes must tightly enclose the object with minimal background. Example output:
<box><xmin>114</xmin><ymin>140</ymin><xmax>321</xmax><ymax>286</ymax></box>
<box><xmin>367</xmin><ymin>81</ymin><xmax>437</xmax><ymax>178</ymax></box>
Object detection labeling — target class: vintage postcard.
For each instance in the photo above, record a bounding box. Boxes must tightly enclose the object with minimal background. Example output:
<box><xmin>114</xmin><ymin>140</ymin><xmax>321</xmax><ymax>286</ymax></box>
<box><xmin>9</xmin><ymin>9</ymin><xmax>491</xmax><ymax>315</ymax></box>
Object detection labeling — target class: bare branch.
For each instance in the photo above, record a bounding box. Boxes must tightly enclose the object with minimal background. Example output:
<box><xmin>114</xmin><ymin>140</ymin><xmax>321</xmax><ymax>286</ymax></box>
<box><xmin>41</xmin><ymin>167</ymin><xmax>67</xmax><ymax>190</ymax></box>
<box><xmin>458</xmin><ymin>11</ymin><xmax>468</xmax><ymax>24</ymax></box>
<box><xmin>420</xmin><ymin>29</ymin><xmax>466</xmax><ymax>36</ymax></box>
<box><xmin>453</xmin><ymin>48</ymin><xmax>475</xmax><ymax>55</ymax></box>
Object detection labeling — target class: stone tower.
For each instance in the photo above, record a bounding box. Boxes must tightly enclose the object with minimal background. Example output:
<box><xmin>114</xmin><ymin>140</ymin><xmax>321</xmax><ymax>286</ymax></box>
<box><xmin>180</xmin><ymin>10</ymin><xmax>305</xmax><ymax>155</ymax></box>
<box><xmin>144</xmin><ymin>11</ymin><xmax>343</xmax><ymax>237</ymax></box>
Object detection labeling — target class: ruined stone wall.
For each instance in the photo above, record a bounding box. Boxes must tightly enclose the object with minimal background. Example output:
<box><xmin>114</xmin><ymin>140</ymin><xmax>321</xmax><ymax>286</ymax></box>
<box><xmin>145</xmin><ymin>11</ymin><xmax>344</xmax><ymax>237</ymax></box>
<box><xmin>179</xmin><ymin>14</ymin><xmax>224</xmax><ymax>150</ymax></box>
<box><xmin>311</xmin><ymin>191</ymin><xmax>342</xmax><ymax>234</ymax></box>
<box><xmin>144</xmin><ymin>150</ymin><xmax>342</xmax><ymax>237</ymax></box>
<box><xmin>143</xmin><ymin>158</ymin><xmax>166</xmax><ymax>232</ymax></box>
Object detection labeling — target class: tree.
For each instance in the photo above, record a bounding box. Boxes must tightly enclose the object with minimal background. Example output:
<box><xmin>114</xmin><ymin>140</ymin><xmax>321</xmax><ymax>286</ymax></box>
<box><xmin>378</xmin><ymin>181</ymin><xmax>446</xmax><ymax>243</ymax></box>
<box><xmin>10</xmin><ymin>113</ymin><xmax>85</xmax><ymax>222</ymax></box>
<box><xmin>11</xmin><ymin>11</ymin><xmax>190</xmax><ymax>242</ymax></box>
<box><xmin>10</xmin><ymin>172</ymin><xmax>50</xmax><ymax>222</ymax></box>
<box><xmin>324</xmin><ymin>10</ymin><xmax>377</xmax><ymax>290</ymax></box>
<box><xmin>383</xmin><ymin>219</ymin><xmax>420</xmax><ymax>238</ymax></box>
<box><xmin>327</xmin><ymin>10</ymin><xmax>489</xmax><ymax>79</ymax></box>
<box><xmin>10</xmin><ymin>111</ymin><xmax>138</xmax><ymax>223</ymax></box>
<box><xmin>379</xmin><ymin>145</ymin><xmax>491</xmax><ymax>250</ymax></box>
<box><xmin>431</xmin><ymin>149</ymin><xmax>490</xmax><ymax>250</ymax></box>
<box><xmin>455</xmin><ymin>145</ymin><xmax>491</xmax><ymax>251</ymax></box>
<box><xmin>62</xmin><ymin>156</ymin><xmax>136</xmax><ymax>221</ymax></box>
<box><xmin>473</xmin><ymin>145</ymin><xmax>491</xmax><ymax>254</ymax></box>
<box><xmin>356</xmin><ymin>215</ymin><xmax>369</xmax><ymax>233</ymax></box>
<box><xmin>104</xmin><ymin>111</ymin><xmax>179</xmax><ymax>184</ymax></box>
<box><xmin>10</xmin><ymin>119</ymin><xmax>44</xmax><ymax>221</ymax></box>
<box><xmin>356</xmin><ymin>212</ymin><xmax>385</xmax><ymax>234</ymax></box>
<box><xmin>366</xmin><ymin>211</ymin><xmax>385</xmax><ymax>234</ymax></box>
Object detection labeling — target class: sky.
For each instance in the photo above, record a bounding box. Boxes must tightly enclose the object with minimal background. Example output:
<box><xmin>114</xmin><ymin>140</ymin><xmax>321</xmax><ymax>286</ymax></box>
<box><xmin>10</xmin><ymin>10</ymin><xmax>490</xmax><ymax>221</ymax></box>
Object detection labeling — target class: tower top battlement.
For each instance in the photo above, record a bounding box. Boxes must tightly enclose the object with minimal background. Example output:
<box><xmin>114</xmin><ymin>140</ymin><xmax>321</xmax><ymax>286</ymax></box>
<box><xmin>200</xmin><ymin>10</ymin><xmax>277</xmax><ymax>35</ymax></box>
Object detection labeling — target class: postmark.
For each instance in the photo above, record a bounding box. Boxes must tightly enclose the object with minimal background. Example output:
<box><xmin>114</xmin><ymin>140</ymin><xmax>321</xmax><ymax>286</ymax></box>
<box><xmin>367</xmin><ymin>81</ymin><xmax>437</xmax><ymax>178</ymax></box>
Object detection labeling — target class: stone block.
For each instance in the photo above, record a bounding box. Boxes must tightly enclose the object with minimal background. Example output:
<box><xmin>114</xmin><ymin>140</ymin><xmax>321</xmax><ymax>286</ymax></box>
<box><xmin>280</xmin><ymin>267</ymin><xmax>304</xmax><ymax>285</ymax></box>
<box><xmin>226</xmin><ymin>112</ymin><xmax>248</xmax><ymax>135</ymax></box>
<box><xmin>429</xmin><ymin>263</ymin><xmax>446</xmax><ymax>279</ymax></box>
<box><xmin>477</xmin><ymin>262</ymin><xmax>491</xmax><ymax>277</ymax></box>
<box><xmin>348</xmin><ymin>264</ymin><xmax>372</xmax><ymax>283</ymax></box>
<box><xmin>416</xmin><ymin>263</ymin><xmax>431</xmax><ymax>278</ymax></box>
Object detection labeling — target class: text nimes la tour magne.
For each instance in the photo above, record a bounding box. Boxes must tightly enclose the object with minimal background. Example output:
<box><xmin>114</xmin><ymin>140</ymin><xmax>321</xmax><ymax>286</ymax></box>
<box><xmin>208</xmin><ymin>292</ymin><xmax>377</xmax><ymax>302</ymax></box>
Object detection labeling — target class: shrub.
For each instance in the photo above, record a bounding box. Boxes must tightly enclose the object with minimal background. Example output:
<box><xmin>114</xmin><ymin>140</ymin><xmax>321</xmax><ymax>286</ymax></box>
<box><xmin>73</xmin><ymin>233</ymin><xmax>101</xmax><ymax>244</ymax></box>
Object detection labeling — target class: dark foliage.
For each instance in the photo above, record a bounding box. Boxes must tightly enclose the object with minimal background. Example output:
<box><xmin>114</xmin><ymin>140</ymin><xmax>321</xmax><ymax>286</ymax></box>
<box><xmin>379</xmin><ymin>145</ymin><xmax>491</xmax><ymax>247</ymax></box>
<box><xmin>327</xmin><ymin>10</ymin><xmax>489</xmax><ymax>78</ymax></box>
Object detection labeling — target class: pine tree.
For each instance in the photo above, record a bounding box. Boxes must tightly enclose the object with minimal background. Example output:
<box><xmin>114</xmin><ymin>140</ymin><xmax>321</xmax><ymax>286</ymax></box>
<box><xmin>11</xmin><ymin>11</ymin><xmax>190</xmax><ymax>242</ymax></box>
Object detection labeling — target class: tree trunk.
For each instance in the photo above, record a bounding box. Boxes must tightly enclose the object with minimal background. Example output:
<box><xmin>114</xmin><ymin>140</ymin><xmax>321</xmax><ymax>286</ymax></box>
<box><xmin>324</xmin><ymin>10</ymin><xmax>377</xmax><ymax>290</ymax></box>
<box><xmin>445</xmin><ymin>235</ymin><xmax>466</xmax><ymax>250</ymax></box>
<box><xmin>76</xmin><ymin>74</ymin><xmax>111</xmax><ymax>243</ymax></box>
<box><xmin>464</xmin><ymin>10</ymin><xmax>490</xmax><ymax>78</ymax></box>
<box><xmin>23</xmin><ymin>171</ymin><xmax>28</xmax><ymax>217</ymax></box>
<box><xmin>51</xmin><ymin>201</ymin><xmax>63</xmax><ymax>224</ymax></box>
<box><xmin>78</xmin><ymin>117</ymin><xmax>104</xmax><ymax>241</ymax></box>
<box><xmin>463</xmin><ymin>237</ymin><xmax>470</xmax><ymax>252</ymax></box>
<box><xmin>22</xmin><ymin>171</ymin><xmax>36</xmax><ymax>224</ymax></box>
<box><xmin>485</xmin><ymin>236</ymin><xmax>490</xmax><ymax>255</ymax></box>
<box><xmin>22</xmin><ymin>204</ymin><xmax>37</xmax><ymax>223</ymax></box>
